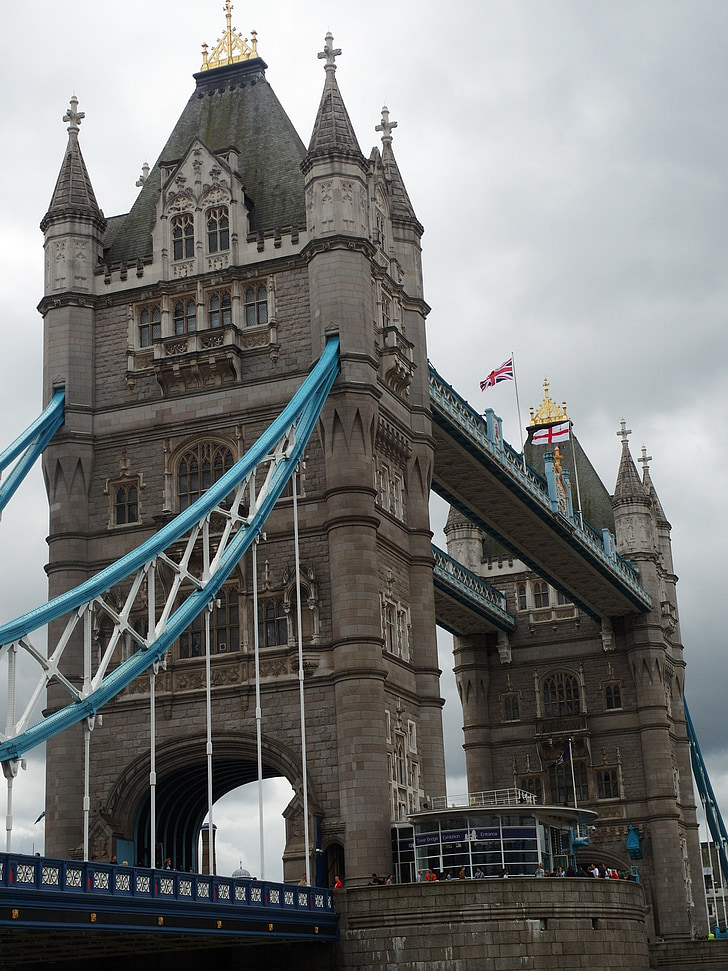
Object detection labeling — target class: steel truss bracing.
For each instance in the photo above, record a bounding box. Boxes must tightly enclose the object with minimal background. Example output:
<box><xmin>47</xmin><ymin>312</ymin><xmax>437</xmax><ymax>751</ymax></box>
<box><xmin>685</xmin><ymin>700</ymin><xmax>728</xmax><ymax>885</ymax></box>
<box><xmin>0</xmin><ymin>337</ymin><xmax>339</xmax><ymax>766</ymax></box>
<box><xmin>0</xmin><ymin>388</ymin><xmax>64</xmax><ymax>517</ymax></box>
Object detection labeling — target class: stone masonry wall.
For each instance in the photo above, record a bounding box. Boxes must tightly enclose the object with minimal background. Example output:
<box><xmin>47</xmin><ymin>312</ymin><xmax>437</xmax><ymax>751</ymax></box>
<box><xmin>335</xmin><ymin>879</ymin><xmax>650</xmax><ymax>971</ymax></box>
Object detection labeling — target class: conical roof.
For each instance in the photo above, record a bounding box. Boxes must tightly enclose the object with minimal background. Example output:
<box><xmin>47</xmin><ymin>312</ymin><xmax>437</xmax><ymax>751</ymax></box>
<box><xmin>613</xmin><ymin>421</ymin><xmax>649</xmax><ymax>505</ymax></box>
<box><xmin>304</xmin><ymin>33</ymin><xmax>364</xmax><ymax>165</ymax></box>
<box><xmin>41</xmin><ymin>96</ymin><xmax>105</xmax><ymax>232</ymax></box>
<box><xmin>104</xmin><ymin>56</ymin><xmax>307</xmax><ymax>266</ymax></box>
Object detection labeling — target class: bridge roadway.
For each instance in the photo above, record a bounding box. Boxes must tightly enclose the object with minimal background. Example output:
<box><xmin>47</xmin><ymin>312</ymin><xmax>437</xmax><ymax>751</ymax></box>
<box><xmin>0</xmin><ymin>851</ymin><xmax>337</xmax><ymax>967</ymax></box>
<box><xmin>428</xmin><ymin>364</ymin><xmax>652</xmax><ymax>622</ymax></box>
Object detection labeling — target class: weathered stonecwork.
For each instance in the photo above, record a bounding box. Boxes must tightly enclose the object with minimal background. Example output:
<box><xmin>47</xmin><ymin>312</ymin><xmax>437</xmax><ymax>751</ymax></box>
<box><xmin>38</xmin><ymin>7</ymin><xmax>704</xmax><ymax>952</ymax></box>
<box><xmin>40</xmin><ymin>16</ymin><xmax>443</xmax><ymax>885</ymax></box>
<box><xmin>445</xmin><ymin>386</ymin><xmax>706</xmax><ymax>940</ymax></box>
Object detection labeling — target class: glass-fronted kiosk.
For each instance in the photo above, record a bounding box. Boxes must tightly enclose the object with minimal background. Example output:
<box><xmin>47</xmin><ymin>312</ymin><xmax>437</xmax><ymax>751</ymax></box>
<box><xmin>392</xmin><ymin>788</ymin><xmax>597</xmax><ymax>882</ymax></box>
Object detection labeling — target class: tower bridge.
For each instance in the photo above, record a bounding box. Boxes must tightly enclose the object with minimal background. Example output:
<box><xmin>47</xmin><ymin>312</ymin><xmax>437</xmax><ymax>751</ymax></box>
<box><xmin>0</xmin><ymin>9</ymin><xmax>724</xmax><ymax>967</ymax></box>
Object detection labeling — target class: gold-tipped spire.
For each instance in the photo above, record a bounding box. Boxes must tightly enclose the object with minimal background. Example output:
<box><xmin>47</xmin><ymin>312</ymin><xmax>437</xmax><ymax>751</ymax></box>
<box><xmin>529</xmin><ymin>378</ymin><xmax>568</xmax><ymax>427</ymax></box>
<box><xmin>200</xmin><ymin>1</ymin><xmax>258</xmax><ymax>72</ymax></box>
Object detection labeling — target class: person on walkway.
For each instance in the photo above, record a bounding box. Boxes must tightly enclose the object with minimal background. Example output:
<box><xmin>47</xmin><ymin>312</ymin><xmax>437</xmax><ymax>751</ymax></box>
<box><xmin>333</xmin><ymin>875</ymin><xmax>342</xmax><ymax>889</ymax></box>
<box><xmin>534</xmin><ymin>862</ymin><xmax>545</xmax><ymax>877</ymax></box>
<box><xmin>368</xmin><ymin>873</ymin><xmax>380</xmax><ymax>886</ymax></box>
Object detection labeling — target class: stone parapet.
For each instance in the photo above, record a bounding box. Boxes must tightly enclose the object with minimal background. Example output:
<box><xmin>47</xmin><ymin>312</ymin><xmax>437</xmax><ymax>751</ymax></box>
<box><xmin>336</xmin><ymin>878</ymin><xmax>649</xmax><ymax>970</ymax></box>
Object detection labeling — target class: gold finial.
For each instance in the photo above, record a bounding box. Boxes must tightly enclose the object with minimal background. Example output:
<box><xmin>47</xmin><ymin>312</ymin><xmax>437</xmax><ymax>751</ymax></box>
<box><xmin>200</xmin><ymin>2</ymin><xmax>259</xmax><ymax>72</ymax></box>
<box><xmin>529</xmin><ymin>378</ymin><xmax>568</xmax><ymax>427</ymax></box>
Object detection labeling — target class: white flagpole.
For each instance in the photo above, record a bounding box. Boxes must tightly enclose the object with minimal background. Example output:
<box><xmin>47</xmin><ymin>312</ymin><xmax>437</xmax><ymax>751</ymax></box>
<box><xmin>568</xmin><ymin>738</ymin><xmax>578</xmax><ymax>810</ymax></box>
<box><xmin>510</xmin><ymin>352</ymin><xmax>527</xmax><ymax>472</ymax></box>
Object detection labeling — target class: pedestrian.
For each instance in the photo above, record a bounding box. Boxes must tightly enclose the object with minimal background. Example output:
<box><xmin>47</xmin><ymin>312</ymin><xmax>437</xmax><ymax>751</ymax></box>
<box><xmin>368</xmin><ymin>872</ymin><xmax>380</xmax><ymax>886</ymax></box>
<box><xmin>333</xmin><ymin>874</ymin><xmax>342</xmax><ymax>889</ymax></box>
<box><xmin>298</xmin><ymin>873</ymin><xmax>307</xmax><ymax>885</ymax></box>
<box><xmin>534</xmin><ymin>862</ymin><xmax>545</xmax><ymax>877</ymax></box>
<box><xmin>416</xmin><ymin>870</ymin><xmax>424</xmax><ymax>882</ymax></box>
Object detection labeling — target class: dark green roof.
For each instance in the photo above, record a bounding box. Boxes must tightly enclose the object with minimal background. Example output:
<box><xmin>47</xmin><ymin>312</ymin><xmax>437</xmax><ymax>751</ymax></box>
<box><xmin>104</xmin><ymin>58</ymin><xmax>307</xmax><ymax>266</ymax></box>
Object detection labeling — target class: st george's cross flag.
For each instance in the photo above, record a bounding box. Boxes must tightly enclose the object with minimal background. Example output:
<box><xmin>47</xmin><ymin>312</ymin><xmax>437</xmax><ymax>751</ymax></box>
<box><xmin>480</xmin><ymin>357</ymin><xmax>514</xmax><ymax>390</ymax></box>
<box><xmin>532</xmin><ymin>421</ymin><xmax>570</xmax><ymax>445</ymax></box>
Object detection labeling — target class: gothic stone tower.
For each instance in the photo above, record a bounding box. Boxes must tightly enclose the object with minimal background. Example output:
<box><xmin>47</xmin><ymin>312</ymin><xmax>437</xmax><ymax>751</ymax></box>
<box><xmin>445</xmin><ymin>385</ymin><xmax>706</xmax><ymax>940</ymax></box>
<box><xmin>39</xmin><ymin>20</ymin><xmax>445</xmax><ymax>883</ymax></box>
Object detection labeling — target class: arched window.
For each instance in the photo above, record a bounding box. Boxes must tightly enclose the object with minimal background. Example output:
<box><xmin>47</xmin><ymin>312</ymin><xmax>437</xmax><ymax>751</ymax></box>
<box><xmin>173</xmin><ymin>299</ymin><xmax>197</xmax><ymax>335</ymax></box>
<box><xmin>520</xmin><ymin>776</ymin><xmax>542</xmax><ymax>802</ymax></box>
<box><xmin>115</xmin><ymin>483</ymin><xmax>138</xmax><ymax>525</ymax></box>
<box><xmin>597</xmin><ymin>768</ymin><xmax>619</xmax><ymax>800</ymax></box>
<box><xmin>206</xmin><ymin>206</ymin><xmax>229</xmax><ymax>253</ymax></box>
<box><xmin>172</xmin><ymin>213</ymin><xmax>194</xmax><ymax>261</ymax></box>
<box><xmin>542</xmin><ymin>672</ymin><xmax>581</xmax><ymax>717</ymax></box>
<box><xmin>177</xmin><ymin>441</ymin><xmax>234</xmax><ymax>512</ymax></box>
<box><xmin>139</xmin><ymin>305</ymin><xmax>161</xmax><ymax>347</ymax></box>
<box><xmin>503</xmin><ymin>693</ymin><xmax>520</xmax><ymax>722</ymax></box>
<box><xmin>245</xmin><ymin>285</ymin><xmax>268</xmax><ymax>327</ymax></box>
<box><xmin>549</xmin><ymin>760</ymin><xmax>588</xmax><ymax>805</ymax></box>
<box><xmin>604</xmin><ymin>683</ymin><xmax>622</xmax><ymax>710</ymax></box>
<box><xmin>533</xmin><ymin>581</ymin><xmax>550</xmax><ymax>608</ymax></box>
<box><xmin>517</xmin><ymin>584</ymin><xmax>527</xmax><ymax>610</ymax></box>
<box><xmin>258</xmin><ymin>598</ymin><xmax>287</xmax><ymax>648</ymax></box>
<box><xmin>179</xmin><ymin>587</ymin><xmax>240</xmax><ymax>658</ymax></box>
<box><xmin>209</xmin><ymin>290</ymin><xmax>232</xmax><ymax>328</ymax></box>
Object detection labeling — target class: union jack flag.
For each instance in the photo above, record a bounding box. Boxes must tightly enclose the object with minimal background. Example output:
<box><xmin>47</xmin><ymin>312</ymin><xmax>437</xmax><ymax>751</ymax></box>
<box><xmin>480</xmin><ymin>357</ymin><xmax>514</xmax><ymax>391</ymax></box>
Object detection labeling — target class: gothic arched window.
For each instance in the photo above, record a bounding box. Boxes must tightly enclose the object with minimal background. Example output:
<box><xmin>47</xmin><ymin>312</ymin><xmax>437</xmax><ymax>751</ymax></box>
<box><xmin>179</xmin><ymin>587</ymin><xmax>240</xmax><ymax>658</ymax></box>
<box><xmin>244</xmin><ymin>285</ymin><xmax>269</xmax><ymax>327</ymax></box>
<box><xmin>206</xmin><ymin>206</ymin><xmax>230</xmax><ymax>253</ymax></box>
<box><xmin>542</xmin><ymin>671</ymin><xmax>581</xmax><ymax>717</ymax></box>
<box><xmin>173</xmin><ymin>298</ymin><xmax>197</xmax><ymax>335</ymax></box>
<box><xmin>503</xmin><ymin>693</ymin><xmax>520</xmax><ymax>722</ymax></box>
<box><xmin>115</xmin><ymin>483</ymin><xmax>138</xmax><ymax>525</ymax></box>
<box><xmin>597</xmin><ymin>768</ymin><xmax>620</xmax><ymax>800</ymax></box>
<box><xmin>533</xmin><ymin>580</ymin><xmax>550</xmax><ymax>608</ymax></box>
<box><xmin>605</xmin><ymin>683</ymin><xmax>622</xmax><ymax>710</ymax></box>
<box><xmin>139</xmin><ymin>305</ymin><xmax>161</xmax><ymax>347</ymax></box>
<box><xmin>172</xmin><ymin>213</ymin><xmax>194</xmax><ymax>260</ymax></box>
<box><xmin>209</xmin><ymin>290</ymin><xmax>232</xmax><ymax>329</ymax></box>
<box><xmin>177</xmin><ymin>441</ymin><xmax>234</xmax><ymax>512</ymax></box>
<box><xmin>258</xmin><ymin>598</ymin><xmax>287</xmax><ymax>648</ymax></box>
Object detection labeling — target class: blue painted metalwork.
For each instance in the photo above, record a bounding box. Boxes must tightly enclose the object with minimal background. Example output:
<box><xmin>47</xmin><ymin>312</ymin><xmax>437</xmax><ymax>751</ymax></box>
<box><xmin>685</xmin><ymin>700</ymin><xmax>728</xmax><ymax>884</ymax></box>
<box><xmin>431</xmin><ymin>544</ymin><xmax>515</xmax><ymax>632</ymax></box>
<box><xmin>428</xmin><ymin>362</ymin><xmax>652</xmax><ymax>612</ymax></box>
<box><xmin>0</xmin><ymin>337</ymin><xmax>340</xmax><ymax>763</ymax></box>
<box><xmin>0</xmin><ymin>388</ymin><xmax>64</xmax><ymax>516</ymax></box>
<box><xmin>0</xmin><ymin>850</ymin><xmax>337</xmax><ymax>940</ymax></box>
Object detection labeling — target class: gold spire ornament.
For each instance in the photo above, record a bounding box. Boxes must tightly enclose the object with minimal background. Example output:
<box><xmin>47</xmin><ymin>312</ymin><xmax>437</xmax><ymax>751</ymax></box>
<box><xmin>200</xmin><ymin>1</ymin><xmax>258</xmax><ymax>71</ymax></box>
<box><xmin>529</xmin><ymin>379</ymin><xmax>568</xmax><ymax>427</ymax></box>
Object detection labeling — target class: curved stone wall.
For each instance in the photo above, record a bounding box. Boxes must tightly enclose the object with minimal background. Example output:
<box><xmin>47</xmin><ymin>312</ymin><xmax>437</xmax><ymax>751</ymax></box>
<box><xmin>336</xmin><ymin>878</ymin><xmax>649</xmax><ymax>970</ymax></box>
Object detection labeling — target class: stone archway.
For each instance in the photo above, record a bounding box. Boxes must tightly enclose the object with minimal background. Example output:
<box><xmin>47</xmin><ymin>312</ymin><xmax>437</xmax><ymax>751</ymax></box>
<box><xmin>104</xmin><ymin>731</ymin><xmax>321</xmax><ymax>873</ymax></box>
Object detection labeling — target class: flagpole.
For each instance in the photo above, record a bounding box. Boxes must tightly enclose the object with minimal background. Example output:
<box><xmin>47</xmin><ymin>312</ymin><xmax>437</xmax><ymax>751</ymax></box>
<box><xmin>568</xmin><ymin>738</ymin><xmax>578</xmax><ymax>810</ymax></box>
<box><xmin>569</xmin><ymin>423</ymin><xmax>584</xmax><ymax>527</ymax></box>
<box><xmin>510</xmin><ymin>351</ymin><xmax>527</xmax><ymax>472</ymax></box>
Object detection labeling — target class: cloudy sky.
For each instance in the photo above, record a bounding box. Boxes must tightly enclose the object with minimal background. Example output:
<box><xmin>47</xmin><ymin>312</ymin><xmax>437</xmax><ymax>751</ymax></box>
<box><xmin>1</xmin><ymin>1</ymin><xmax>726</xmax><ymax>877</ymax></box>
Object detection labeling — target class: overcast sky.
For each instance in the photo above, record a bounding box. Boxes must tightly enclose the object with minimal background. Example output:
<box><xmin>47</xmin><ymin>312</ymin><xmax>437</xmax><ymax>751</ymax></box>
<box><xmin>1</xmin><ymin>1</ymin><xmax>726</xmax><ymax>877</ymax></box>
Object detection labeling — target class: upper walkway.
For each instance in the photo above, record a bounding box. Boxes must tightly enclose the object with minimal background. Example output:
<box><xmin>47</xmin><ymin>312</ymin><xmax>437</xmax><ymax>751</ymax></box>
<box><xmin>428</xmin><ymin>363</ymin><xmax>651</xmax><ymax>620</ymax></box>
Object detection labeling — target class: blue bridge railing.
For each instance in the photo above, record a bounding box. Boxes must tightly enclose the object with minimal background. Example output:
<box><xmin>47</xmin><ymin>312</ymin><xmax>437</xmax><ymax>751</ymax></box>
<box><xmin>432</xmin><ymin>543</ymin><xmax>515</xmax><ymax>632</ymax></box>
<box><xmin>0</xmin><ymin>850</ymin><xmax>336</xmax><ymax>938</ymax></box>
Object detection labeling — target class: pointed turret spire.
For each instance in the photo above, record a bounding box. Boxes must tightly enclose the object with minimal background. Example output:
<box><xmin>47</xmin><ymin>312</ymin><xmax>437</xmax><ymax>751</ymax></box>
<box><xmin>613</xmin><ymin>420</ymin><xmax>648</xmax><ymax>503</ymax></box>
<box><xmin>375</xmin><ymin>105</ymin><xmax>422</xmax><ymax>230</ymax></box>
<box><xmin>305</xmin><ymin>33</ymin><xmax>364</xmax><ymax>162</ymax></box>
<box><xmin>41</xmin><ymin>96</ymin><xmax>105</xmax><ymax>232</ymax></box>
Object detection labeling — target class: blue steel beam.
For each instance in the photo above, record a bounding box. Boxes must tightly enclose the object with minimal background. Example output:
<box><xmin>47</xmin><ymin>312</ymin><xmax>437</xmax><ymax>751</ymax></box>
<box><xmin>685</xmin><ymin>700</ymin><xmax>728</xmax><ymax>886</ymax></box>
<box><xmin>0</xmin><ymin>388</ymin><xmax>65</xmax><ymax>516</ymax></box>
<box><xmin>0</xmin><ymin>337</ymin><xmax>339</xmax><ymax>763</ymax></box>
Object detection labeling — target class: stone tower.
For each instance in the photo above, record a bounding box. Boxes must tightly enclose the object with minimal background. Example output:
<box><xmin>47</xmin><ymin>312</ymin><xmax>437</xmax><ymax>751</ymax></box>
<box><xmin>39</xmin><ymin>17</ymin><xmax>445</xmax><ymax>883</ymax></box>
<box><xmin>446</xmin><ymin>384</ymin><xmax>706</xmax><ymax>939</ymax></box>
